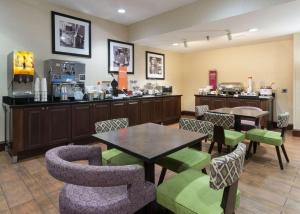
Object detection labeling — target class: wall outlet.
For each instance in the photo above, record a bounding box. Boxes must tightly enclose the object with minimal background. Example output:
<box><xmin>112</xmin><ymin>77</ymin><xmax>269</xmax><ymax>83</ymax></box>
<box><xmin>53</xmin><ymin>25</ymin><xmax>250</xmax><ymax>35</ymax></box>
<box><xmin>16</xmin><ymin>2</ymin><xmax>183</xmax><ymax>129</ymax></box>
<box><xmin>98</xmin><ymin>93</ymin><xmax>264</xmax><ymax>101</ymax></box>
<box><xmin>282</xmin><ymin>88</ymin><xmax>288</xmax><ymax>93</ymax></box>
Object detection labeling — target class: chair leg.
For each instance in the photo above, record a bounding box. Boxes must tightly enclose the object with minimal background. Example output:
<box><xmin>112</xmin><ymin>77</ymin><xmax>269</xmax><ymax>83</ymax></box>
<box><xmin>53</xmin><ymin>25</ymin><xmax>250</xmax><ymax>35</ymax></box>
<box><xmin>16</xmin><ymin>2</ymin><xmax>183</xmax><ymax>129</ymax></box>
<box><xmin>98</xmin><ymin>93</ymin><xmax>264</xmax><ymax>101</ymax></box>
<box><xmin>217</xmin><ymin>142</ymin><xmax>222</xmax><ymax>154</ymax></box>
<box><xmin>246</xmin><ymin>141</ymin><xmax>253</xmax><ymax>160</ymax></box>
<box><xmin>281</xmin><ymin>145</ymin><xmax>290</xmax><ymax>162</ymax></box>
<box><xmin>227</xmin><ymin>145</ymin><xmax>231</xmax><ymax>154</ymax></box>
<box><xmin>275</xmin><ymin>146</ymin><xmax>284</xmax><ymax>170</ymax></box>
<box><xmin>158</xmin><ymin>168</ymin><xmax>167</xmax><ymax>185</ymax></box>
<box><xmin>253</xmin><ymin>142</ymin><xmax>257</xmax><ymax>154</ymax></box>
<box><xmin>208</xmin><ymin>141</ymin><xmax>215</xmax><ymax>154</ymax></box>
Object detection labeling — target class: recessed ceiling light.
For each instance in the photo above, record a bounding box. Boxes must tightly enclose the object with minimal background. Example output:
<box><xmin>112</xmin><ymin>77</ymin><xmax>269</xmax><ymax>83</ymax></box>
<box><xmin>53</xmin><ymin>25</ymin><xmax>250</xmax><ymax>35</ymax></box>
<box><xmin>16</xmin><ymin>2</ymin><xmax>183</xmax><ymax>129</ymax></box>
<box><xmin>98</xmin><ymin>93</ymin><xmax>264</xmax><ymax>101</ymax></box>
<box><xmin>172</xmin><ymin>43</ymin><xmax>179</xmax><ymax>46</ymax></box>
<box><xmin>118</xmin><ymin>8</ymin><xmax>126</xmax><ymax>14</ymax></box>
<box><xmin>249</xmin><ymin>28</ymin><xmax>258</xmax><ymax>32</ymax></box>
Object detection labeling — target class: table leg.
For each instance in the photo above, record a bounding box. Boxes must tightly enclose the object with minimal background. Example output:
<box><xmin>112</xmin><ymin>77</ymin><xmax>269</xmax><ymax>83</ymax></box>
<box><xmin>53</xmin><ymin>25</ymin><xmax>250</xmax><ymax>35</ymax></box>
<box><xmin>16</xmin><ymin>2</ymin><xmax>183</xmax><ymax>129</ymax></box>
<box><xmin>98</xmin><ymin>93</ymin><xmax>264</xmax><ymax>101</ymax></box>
<box><xmin>144</xmin><ymin>162</ymin><xmax>155</xmax><ymax>183</ymax></box>
<box><xmin>235</xmin><ymin>115</ymin><xmax>242</xmax><ymax>131</ymax></box>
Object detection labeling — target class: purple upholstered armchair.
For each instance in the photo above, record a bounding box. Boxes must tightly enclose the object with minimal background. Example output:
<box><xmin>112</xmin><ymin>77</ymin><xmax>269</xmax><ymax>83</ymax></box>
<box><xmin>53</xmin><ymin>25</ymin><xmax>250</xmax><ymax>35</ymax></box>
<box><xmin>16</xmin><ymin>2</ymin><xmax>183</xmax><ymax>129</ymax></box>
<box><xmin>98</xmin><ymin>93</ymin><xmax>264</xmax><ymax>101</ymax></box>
<box><xmin>45</xmin><ymin>145</ymin><xmax>155</xmax><ymax>214</ymax></box>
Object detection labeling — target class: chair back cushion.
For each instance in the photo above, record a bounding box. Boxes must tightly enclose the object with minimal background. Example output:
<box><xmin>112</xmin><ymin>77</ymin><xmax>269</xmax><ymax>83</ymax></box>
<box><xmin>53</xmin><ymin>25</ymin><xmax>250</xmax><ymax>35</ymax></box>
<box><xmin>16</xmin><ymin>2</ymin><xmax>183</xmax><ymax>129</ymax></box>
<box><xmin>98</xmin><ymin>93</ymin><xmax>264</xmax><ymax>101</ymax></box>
<box><xmin>204</xmin><ymin>112</ymin><xmax>235</xmax><ymax>130</ymax></box>
<box><xmin>277</xmin><ymin>112</ymin><xmax>289</xmax><ymax>128</ymax></box>
<box><xmin>195</xmin><ymin>105</ymin><xmax>209</xmax><ymax>117</ymax></box>
<box><xmin>179</xmin><ymin>118</ymin><xmax>214</xmax><ymax>141</ymax></box>
<box><xmin>209</xmin><ymin>143</ymin><xmax>246</xmax><ymax>190</ymax></box>
<box><xmin>95</xmin><ymin>118</ymin><xmax>129</xmax><ymax>133</ymax></box>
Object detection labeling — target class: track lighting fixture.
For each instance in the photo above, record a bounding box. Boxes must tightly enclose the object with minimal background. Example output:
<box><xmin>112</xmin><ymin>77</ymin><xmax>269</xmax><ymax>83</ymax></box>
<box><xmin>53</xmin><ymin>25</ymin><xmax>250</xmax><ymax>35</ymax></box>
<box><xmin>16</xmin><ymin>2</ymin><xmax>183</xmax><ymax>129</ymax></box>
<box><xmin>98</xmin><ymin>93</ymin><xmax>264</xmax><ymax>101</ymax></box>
<box><xmin>226</xmin><ymin>30</ymin><xmax>232</xmax><ymax>41</ymax></box>
<box><xmin>183</xmin><ymin>40</ymin><xmax>188</xmax><ymax>48</ymax></box>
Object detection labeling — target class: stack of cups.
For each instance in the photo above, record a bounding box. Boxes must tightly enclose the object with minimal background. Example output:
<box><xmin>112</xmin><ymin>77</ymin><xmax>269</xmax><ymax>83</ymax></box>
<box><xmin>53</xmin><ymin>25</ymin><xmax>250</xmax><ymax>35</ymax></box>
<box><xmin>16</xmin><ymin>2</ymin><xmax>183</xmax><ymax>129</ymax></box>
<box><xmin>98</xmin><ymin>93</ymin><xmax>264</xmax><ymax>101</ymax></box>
<box><xmin>34</xmin><ymin>78</ymin><xmax>40</xmax><ymax>102</ymax></box>
<box><xmin>41</xmin><ymin>78</ymin><xmax>47</xmax><ymax>102</ymax></box>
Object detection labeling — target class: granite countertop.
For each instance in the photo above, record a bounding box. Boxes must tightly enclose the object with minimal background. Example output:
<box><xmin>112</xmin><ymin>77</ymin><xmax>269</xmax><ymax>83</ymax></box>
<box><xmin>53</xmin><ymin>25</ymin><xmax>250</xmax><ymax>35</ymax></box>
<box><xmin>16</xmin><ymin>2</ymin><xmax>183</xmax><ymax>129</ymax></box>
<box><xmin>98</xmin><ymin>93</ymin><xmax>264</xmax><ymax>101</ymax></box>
<box><xmin>2</xmin><ymin>94</ymin><xmax>182</xmax><ymax>108</ymax></box>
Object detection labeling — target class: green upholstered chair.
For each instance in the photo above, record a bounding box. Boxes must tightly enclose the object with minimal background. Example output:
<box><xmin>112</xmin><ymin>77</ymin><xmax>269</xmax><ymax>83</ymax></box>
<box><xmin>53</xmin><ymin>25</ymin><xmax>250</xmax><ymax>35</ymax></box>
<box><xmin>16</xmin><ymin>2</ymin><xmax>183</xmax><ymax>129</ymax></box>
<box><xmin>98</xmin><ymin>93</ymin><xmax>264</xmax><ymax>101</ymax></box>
<box><xmin>157</xmin><ymin>143</ymin><xmax>246</xmax><ymax>214</ymax></box>
<box><xmin>95</xmin><ymin>118</ymin><xmax>141</xmax><ymax>165</ymax></box>
<box><xmin>156</xmin><ymin>118</ymin><xmax>213</xmax><ymax>185</ymax></box>
<box><xmin>246</xmin><ymin>112</ymin><xmax>290</xmax><ymax>170</ymax></box>
<box><xmin>195</xmin><ymin>105</ymin><xmax>209</xmax><ymax>120</ymax></box>
<box><xmin>203</xmin><ymin>112</ymin><xmax>245</xmax><ymax>154</ymax></box>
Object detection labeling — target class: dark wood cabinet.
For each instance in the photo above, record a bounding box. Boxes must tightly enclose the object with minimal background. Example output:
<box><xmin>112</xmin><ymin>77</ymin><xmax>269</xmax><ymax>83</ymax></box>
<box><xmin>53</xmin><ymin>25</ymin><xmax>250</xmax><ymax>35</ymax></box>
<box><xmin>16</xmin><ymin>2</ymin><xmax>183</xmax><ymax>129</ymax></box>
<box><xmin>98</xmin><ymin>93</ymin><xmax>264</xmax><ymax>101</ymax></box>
<box><xmin>227</xmin><ymin>98</ymin><xmax>241</xmax><ymax>108</ymax></box>
<box><xmin>128</xmin><ymin>100</ymin><xmax>140</xmax><ymax>126</ymax></box>
<box><xmin>242</xmin><ymin>99</ymin><xmax>260</xmax><ymax>108</ymax></box>
<box><xmin>23</xmin><ymin>105</ymin><xmax>71</xmax><ymax>150</ymax></box>
<box><xmin>212</xmin><ymin>98</ymin><xmax>227</xmax><ymax>109</ymax></box>
<box><xmin>140</xmin><ymin>99</ymin><xmax>153</xmax><ymax>123</ymax></box>
<box><xmin>195</xmin><ymin>96</ymin><xmax>211</xmax><ymax>107</ymax></box>
<box><xmin>111</xmin><ymin>101</ymin><xmax>128</xmax><ymax>119</ymax></box>
<box><xmin>5</xmin><ymin>95</ymin><xmax>182</xmax><ymax>161</ymax></box>
<box><xmin>91</xmin><ymin>102</ymin><xmax>110</xmax><ymax>132</ymax></box>
<box><xmin>48</xmin><ymin>105</ymin><xmax>71</xmax><ymax>145</ymax></box>
<box><xmin>152</xmin><ymin>98</ymin><xmax>163</xmax><ymax>123</ymax></box>
<box><xmin>72</xmin><ymin>104</ymin><xmax>93</xmax><ymax>140</ymax></box>
<box><xmin>23</xmin><ymin>107</ymin><xmax>47</xmax><ymax>150</ymax></box>
<box><xmin>163</xmin><ymin>96</ymin><xmax>181</xmax><ymax>123</ymax></box>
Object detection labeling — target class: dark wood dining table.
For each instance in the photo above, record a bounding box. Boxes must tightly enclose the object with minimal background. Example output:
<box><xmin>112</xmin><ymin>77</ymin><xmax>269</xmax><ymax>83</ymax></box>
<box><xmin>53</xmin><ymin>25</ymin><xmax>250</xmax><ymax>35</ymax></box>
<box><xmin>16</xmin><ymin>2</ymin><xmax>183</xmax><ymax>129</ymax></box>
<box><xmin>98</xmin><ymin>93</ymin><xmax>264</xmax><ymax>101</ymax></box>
<box><xmin>93</xmin><ymin>123</ymin><xmax>207</xmax><ymax>183</ymax></box>
<box><xmin>209</xmin><ymin>107</ymin><xmax>269</xmax><ymax>131</ymax></box>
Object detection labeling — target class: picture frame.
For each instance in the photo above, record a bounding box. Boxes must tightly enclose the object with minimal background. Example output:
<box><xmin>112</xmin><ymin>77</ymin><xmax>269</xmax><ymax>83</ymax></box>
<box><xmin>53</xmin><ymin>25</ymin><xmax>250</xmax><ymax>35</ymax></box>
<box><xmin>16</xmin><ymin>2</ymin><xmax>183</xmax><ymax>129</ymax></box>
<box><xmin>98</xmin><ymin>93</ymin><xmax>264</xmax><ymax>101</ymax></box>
<box><xmin>146</xmin><ymin>51</ymin><xmax>165</xmax><ymax>80</ymax></box>
<box><xmin>51</xmin><ymin>11</ymin><xmax>91</xmax><ymax>58</ymax></box>
<box><xmin>108</xmin><ymin>39</ymin><xmax>134</xmax><ymax>74</ymax></box>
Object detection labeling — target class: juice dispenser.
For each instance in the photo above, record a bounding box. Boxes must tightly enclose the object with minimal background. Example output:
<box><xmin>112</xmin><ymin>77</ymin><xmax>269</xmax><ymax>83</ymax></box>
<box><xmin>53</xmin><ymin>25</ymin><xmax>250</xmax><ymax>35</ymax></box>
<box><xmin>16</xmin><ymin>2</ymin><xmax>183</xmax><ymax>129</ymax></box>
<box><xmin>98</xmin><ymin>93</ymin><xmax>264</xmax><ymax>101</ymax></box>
<box><xmin>7</xmin><ymin>51</ymin><xmax>35</xmax><ymax>97</ymax></box>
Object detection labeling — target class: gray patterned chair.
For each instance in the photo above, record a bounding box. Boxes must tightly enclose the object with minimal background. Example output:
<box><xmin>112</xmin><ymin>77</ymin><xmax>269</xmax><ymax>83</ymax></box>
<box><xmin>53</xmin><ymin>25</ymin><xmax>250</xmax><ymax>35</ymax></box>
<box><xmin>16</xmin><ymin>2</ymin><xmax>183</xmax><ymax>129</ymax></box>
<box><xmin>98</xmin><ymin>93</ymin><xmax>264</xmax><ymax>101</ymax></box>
<box><xmin>156</xmin><ymin>118</ymin><xmax>213</xmax><ymax>185</ymax></box>
<box><xmin>204</xmin><ymin>112</ymin><xmax>245</xmax><ymax>154</ymax></box>
<box><xmin>95</xmin><ymin>118</ymin><xmax>141</xmax><ymax>165</ymax></box>
<box><xmin>195</xmin><ymin>105</ymin><xmax>209</xmax><ymax>119</ymax></box>
<box><xmin>157</xmin><ymin>143</ymin><xmax>246</xmax><ymax>214</ymax></box>
<box><xmin>246</xmin><ymin>112</ymin><xmax>290</xmax><ymax>169</ymax></box>
<box><xmin>45</xmin><ymin>145</ymin><xmax>155</xmax><ymax>214</ymax></box>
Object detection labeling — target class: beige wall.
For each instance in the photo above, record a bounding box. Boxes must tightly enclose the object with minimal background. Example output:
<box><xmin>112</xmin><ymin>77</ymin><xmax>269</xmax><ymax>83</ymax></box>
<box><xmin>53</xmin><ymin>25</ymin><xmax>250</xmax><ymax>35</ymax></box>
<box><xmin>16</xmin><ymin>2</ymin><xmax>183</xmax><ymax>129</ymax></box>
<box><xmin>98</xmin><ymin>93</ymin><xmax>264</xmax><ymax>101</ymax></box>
<box><xmin>133</xmin><ymin>46</ymin><xmax>183</xmax><ymax>94</ymax></box>
<box><xmin>181</xmin><ymin>39</ymin><xmax>293</xmax><ymax>122</ymax></box>
<box><xmin>293</xmin><ymin>34</ymin><xmax>300</xmax><ymax>130</ymax></box>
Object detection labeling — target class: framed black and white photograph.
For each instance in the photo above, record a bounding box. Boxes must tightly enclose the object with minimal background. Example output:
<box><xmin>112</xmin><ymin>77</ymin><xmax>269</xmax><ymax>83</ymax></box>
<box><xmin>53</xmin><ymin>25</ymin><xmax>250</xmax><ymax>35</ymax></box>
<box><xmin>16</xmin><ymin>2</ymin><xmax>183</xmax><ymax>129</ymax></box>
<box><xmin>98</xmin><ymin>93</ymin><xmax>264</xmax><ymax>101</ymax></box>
<box><xmin>146</xmin><ymin>51</ymin><xmax>165</xmax><ymax>80</ymax></box>
<box><xmin>108</xmin><ymin>39</ymin><xmax>134</xmax><ymax>74</ymax></box>
<box><xmin>51</xmin><ymin>11</ymin><xmax>91</xmax><ymax>58</ymax></box>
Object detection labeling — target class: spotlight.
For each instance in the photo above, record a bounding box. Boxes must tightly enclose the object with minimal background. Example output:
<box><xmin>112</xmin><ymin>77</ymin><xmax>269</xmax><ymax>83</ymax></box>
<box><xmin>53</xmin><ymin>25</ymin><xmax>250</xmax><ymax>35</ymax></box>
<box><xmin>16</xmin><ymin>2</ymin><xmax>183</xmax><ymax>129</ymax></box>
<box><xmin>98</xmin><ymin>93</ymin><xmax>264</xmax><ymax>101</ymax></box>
<box><xmin>226</xmin><ymin>30</ymin><xmax>232</xmax><ymax>41</ymax></box>
<box><xmin>183</xmin><ymin>40</ymin><xmax>188</xmax><ymax>48</ymax></box>
<box><xmin>249</xmin><ymin>28</ymin><xmax>258</xmax><ymax>32</ymax></box>
<box><xmin>118</xmin><ymin>8</ymin><xmax>126</xmax><ymax>14</ymax></box>
<box><xmin>172</xmin><ymin>43</ymin><xmax>179</xmax><ymax>46</ymax></box>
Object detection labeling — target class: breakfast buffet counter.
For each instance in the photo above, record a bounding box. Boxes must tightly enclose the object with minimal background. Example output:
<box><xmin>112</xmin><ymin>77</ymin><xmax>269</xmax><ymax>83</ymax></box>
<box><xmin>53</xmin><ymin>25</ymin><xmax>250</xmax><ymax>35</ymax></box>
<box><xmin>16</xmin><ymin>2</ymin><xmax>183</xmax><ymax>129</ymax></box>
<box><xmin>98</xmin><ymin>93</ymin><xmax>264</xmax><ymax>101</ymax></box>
<box><xmin>195</xmin><ymin>94</ymin><xmax>274</xmax><ymax>129</ymax></box>
<box><xmin>3</xmin><ymin>95</ymin><xmax>181</xmax><ymax>162</ymax></box>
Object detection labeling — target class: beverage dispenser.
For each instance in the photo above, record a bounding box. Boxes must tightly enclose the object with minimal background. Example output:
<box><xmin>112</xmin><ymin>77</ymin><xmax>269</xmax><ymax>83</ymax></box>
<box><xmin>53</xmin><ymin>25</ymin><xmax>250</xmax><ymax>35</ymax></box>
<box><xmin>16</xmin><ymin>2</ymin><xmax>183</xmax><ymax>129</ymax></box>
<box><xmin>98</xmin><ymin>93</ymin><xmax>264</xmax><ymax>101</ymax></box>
<box><xmin>44</xmin><ymin>59</ymin><xmax>85</xmax><ymax>101</ymax></box>
<box><xmin>7</xmin><ymin>51</ymin><xmax>35</xmax><ymax>97</ymax></box>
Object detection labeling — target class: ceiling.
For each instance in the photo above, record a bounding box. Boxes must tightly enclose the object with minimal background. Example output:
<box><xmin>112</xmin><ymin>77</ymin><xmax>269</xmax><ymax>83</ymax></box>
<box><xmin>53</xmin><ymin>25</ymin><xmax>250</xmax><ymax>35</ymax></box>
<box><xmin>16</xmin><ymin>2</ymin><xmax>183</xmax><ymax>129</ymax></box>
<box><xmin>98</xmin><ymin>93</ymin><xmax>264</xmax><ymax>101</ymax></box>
<box><xmin>133</xmin><ymin>0</ymin><xmax>300</xmax><ymax>52</ymax></box>
<box><xmin>47</xmin><ymin>0</ymin><xmax>198</xmax><ymax>25</ymax></box>
<box><xmin>47</xmin><ymin>0</ymin><xmax>300</xmax><ymax>52</ymax></box>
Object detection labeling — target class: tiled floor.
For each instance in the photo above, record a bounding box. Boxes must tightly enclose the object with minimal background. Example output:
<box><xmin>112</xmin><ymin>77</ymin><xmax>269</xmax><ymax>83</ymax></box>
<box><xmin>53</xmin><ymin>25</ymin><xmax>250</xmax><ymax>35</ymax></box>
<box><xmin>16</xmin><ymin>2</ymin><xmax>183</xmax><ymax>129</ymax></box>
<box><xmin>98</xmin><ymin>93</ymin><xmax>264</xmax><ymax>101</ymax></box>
<box><xmin>0</xmin><ymin>123</ymin><xmax>300</xmax><ymax>214</ymax></box>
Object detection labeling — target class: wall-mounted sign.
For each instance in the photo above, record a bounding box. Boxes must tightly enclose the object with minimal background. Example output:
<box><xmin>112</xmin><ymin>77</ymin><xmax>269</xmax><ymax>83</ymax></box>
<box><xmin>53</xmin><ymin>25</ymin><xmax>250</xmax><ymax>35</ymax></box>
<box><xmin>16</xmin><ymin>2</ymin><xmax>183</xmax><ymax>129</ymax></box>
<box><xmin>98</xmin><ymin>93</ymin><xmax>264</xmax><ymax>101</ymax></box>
<box><xmin>209</xmin><ymin>70</ymin><xmax>217</xmax><ymax>90</ymax></box>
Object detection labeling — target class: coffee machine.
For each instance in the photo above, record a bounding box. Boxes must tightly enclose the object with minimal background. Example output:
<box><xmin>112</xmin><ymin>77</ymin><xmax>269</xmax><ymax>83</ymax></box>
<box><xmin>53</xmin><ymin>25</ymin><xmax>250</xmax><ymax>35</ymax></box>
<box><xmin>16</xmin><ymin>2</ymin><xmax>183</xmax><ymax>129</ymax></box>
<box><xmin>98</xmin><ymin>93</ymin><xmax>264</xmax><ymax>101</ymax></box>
<box><xmin>7</xmin><ymin>51</ymin><xmax>35</xmax><ymax>98</ymax></box>
<box><xmin>44</xmin><ymin>59</ymin><xmax>85</xmax><ymax>101</ymax></box>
